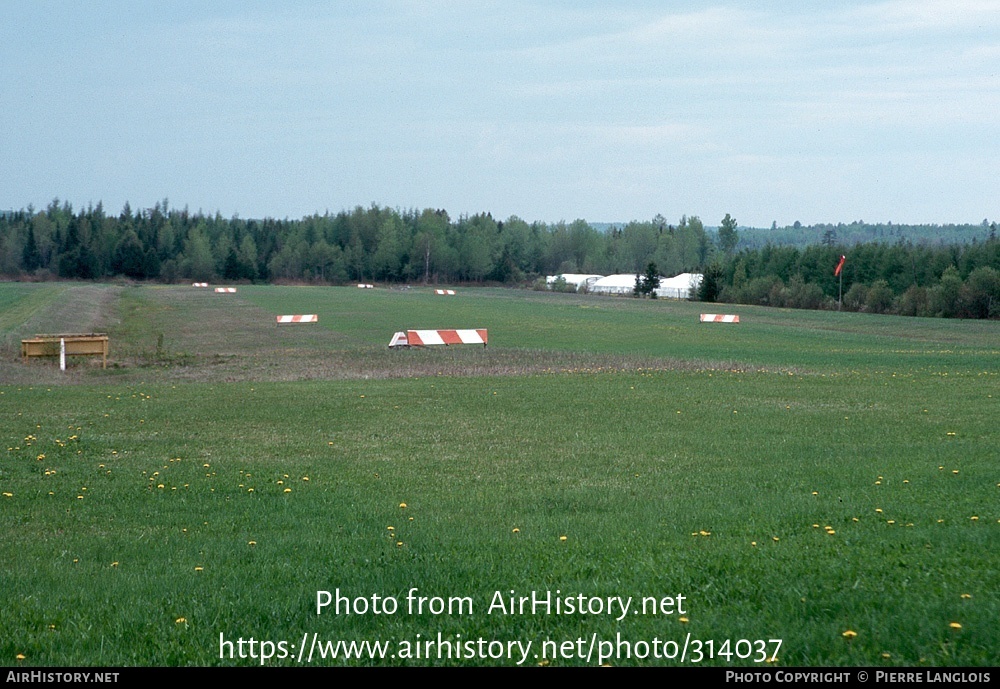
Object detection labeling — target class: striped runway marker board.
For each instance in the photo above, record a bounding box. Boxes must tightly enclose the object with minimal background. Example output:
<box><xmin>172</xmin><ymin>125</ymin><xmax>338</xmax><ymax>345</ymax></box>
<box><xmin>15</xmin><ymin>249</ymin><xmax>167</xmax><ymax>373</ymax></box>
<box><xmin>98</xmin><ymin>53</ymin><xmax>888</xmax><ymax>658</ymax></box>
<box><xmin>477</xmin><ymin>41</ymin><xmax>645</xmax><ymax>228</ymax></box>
<box><xmin>700</xmin><ymin>314</ymin><xmax>740</xmax><ymax>323</ymax></box>
<box><xmin>192</xmin><ymin>282</ymin><xmax>208</xmax><ymax>287</ymax></box>
<box><xmin>435</xmin><ymin>289</ymin><xmax>456</xmax><ymax>295</ymax></box>
<box><xmin>276</xmin><ymin>314</ymin><xmax>318</xmax><ymax>324</ymax></box>
<box><xmin>357</xmin><ymin>283</ymin><xmax>374</xmax><ymax>289</ymax></box>
<box><xmin>389</xmin><ymin>329</ymin><xmax>488</xmax><ymax>348</ymax></box>
<box><xmin>214</xmin><ymin>287</ymin><xmax>237</xmax><ymax>293</ymax></box>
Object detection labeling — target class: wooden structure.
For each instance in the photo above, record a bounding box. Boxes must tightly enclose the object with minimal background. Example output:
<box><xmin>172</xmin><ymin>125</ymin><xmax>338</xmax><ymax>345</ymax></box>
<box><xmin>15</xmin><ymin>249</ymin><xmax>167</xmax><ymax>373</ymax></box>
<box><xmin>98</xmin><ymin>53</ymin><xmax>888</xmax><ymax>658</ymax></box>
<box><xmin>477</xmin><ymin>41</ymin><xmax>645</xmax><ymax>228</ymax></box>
<box><xmin>21</xmin><ymin>333</ymin><xmax>109</xmax><ymax>368</ymax></box>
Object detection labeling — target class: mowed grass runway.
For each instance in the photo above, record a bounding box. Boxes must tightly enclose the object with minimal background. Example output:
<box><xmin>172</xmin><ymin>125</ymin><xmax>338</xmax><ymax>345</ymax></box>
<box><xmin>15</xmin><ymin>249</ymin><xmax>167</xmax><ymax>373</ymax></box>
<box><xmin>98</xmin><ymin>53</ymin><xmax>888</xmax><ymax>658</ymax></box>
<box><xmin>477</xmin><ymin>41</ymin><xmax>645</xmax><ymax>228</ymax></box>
<box><xmin>1</xmin><ymin>283</ymin><xmax>998</xmax><ymax>666</ymax></box>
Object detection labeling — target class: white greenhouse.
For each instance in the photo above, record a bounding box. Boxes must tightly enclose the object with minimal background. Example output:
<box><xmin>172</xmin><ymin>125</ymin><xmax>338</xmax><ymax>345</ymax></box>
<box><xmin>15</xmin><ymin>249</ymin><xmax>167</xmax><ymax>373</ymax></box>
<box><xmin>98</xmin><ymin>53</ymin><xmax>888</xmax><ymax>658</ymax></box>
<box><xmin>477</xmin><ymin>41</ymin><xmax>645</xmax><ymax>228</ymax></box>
<box><xmin>546</xmin><ymin>274</ymin><xmax>605</xmax><ymax>291</ymax></box>
<box><xmin>589</xmin><ymin>272</ymin><xmax>703</xmax><ymax>299</ymax></box>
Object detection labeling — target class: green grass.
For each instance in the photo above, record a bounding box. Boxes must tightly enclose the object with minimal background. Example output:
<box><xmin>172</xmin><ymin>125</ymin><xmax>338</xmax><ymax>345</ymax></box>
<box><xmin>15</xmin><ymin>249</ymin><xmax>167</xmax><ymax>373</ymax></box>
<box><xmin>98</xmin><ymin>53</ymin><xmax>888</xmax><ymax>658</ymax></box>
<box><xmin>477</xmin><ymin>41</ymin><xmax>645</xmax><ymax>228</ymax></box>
<box><xmin>0</xmin><ymin>284</ymin><xmax>998</xmax><ymax>667</ymax></box>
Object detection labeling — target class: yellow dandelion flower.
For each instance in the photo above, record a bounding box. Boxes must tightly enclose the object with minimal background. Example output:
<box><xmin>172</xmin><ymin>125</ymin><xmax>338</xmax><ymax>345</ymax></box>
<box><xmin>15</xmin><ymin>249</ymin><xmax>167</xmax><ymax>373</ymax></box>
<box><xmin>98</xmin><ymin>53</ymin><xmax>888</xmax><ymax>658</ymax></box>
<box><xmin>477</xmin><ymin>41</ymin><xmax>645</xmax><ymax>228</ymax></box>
<box><xmin>559</xmin><ymin>535</ymin><xmax>568</xmax><ymax>541</ymax></box>
<box><xmin>175</xmin><ymin>617</ymin><xmax>187</xmax><ymax>624</ymax></box>
<box><xmin>679</xmin><ymin>617</ymin><xmax>689</xmax><ymax>623</ymax></box>
<box><xmin>882</xmin><ymin>652</ymin><xmax>891</xmax><ymax>659</ymax></box>
<box><xmin>283</xmin><ymin>488</ymin><xmax>291</xmax><ymax>493</ymax></box>
<box><xmin>842</xmin><ymin>630</ymin><xmax>857</xmax><ymax>639</ymax></box>
<box><xmin>875</xmin><ymin>508</ymin><xmax>883</xmax><ymax>513</ymax></box>
<box><xmin>751</xmin><ymin>541</ymin><xmax>757</xmax><ymax>546</ymax></box>
<box><xmin>194</xmin><ymin>566</ymin><xmax>203</xmax><ymax>572</ymax></box>
<box><xmin>2</xmin><ymin>492</ymin><xmax>11</xmax><ymax>498</ymax></box>
<box><xmin>399</xmin><ymin>503</ymin><xmax>407</xmax><ymax>508</ymax></box>
<box><xmin>887</xmin><ymin>520</ymin><xmax>895</xmax><ymax>525</ymax></box>
<box><xmin>772</xmin><ymin>536</ymin><xmax>779</xmax><ymax>542</ymax></box>
<box><xmin>949</xmin><ymin>622</ymin><xmax>962</xmax><ymax>630</ymax></box>
<box><xmin>812</xmin><ymin>524</ymin><xmax>820</xmax><ymax>528</ymax></box>
<box><xmin>970</xmin><ymin>516</ymin><xmax>979</xmax><ymax>521</ymax></box>
<box><xmin>961</xmin><ymin>594</ymin><xmax>972</xmax><ymax>599</ymax></box>
<box><xmin>396</xmin><ymin>541</ymin><xmax>403</xmax><ymax>547</ymax></box>
<box><xmin>111</xmin><ymin>561</ymin><xmax>119</xmax><ymax>567</ymax></box>
<box><xmin>812</xmin><ymin>491</ymin><xmax>818</xmax><ymax>496</ymax></box>
<box><xmin>512</xmin><ymin>528</ymin><xmax>520</xmax><ymax>533</ymax></box>
<box><xmin>248</xmin><ymin>541</ymin><xmax>256</xmax><ymax>546</ymax></box>
<box><xmin>952</xmin><ymin>470</ymin><xmax>959</xmax><ymax>474</ymax></box>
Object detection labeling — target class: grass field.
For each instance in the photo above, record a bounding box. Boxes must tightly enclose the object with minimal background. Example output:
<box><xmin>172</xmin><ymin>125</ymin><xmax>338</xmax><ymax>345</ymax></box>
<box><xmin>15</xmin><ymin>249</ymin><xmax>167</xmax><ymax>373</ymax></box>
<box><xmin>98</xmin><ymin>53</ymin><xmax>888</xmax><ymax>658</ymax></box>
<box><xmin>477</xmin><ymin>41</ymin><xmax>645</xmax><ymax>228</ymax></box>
<box><xmin>1</xmin><ymin>282</ymin><xmax>998</xmax><ymax>667</ymax></box>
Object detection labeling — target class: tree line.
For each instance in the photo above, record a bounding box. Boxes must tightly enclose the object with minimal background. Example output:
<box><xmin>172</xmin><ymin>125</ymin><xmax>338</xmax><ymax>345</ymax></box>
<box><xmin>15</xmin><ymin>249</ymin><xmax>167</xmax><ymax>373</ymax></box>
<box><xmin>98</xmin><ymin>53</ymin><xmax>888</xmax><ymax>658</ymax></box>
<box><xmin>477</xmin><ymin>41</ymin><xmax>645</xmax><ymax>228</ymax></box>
<box><xmin>1</xmin><ymin>199</ymin><xmax>998</xmax><ymax>318</ymax></box>
<box><xmin>0</xmin><ymin>200</ymin><xmax>713</xmax><ymax>284</ymax></box>
<box><xmin>700</xmin><ymin>241</ymin><xmax>1000</xmax><ymax>319</ymax></box>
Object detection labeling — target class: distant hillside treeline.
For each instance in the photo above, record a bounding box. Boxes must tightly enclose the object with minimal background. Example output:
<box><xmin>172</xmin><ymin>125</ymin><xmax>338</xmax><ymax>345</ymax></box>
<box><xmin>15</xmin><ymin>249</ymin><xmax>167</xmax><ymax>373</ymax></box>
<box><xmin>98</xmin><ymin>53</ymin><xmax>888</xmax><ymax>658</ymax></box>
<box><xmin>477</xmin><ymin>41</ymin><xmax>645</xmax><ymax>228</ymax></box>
<box><xmin>1</xmin><ymin>200</ymin><xmax>998</xmax><ymax>318</ymax></box>
<box><xmin>737</xmin><ymin>219</ymin><xmax>997</xmax><ymax>249</ymax></box>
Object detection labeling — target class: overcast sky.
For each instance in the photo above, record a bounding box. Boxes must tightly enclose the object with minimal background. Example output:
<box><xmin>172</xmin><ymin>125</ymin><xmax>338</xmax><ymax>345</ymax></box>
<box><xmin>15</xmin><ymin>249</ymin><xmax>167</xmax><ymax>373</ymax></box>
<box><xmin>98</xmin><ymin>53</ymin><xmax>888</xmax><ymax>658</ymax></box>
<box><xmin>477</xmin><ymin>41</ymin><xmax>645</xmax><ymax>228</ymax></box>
<box><xmin>2</xmin><ymin>1</ymin><xmax>998</xmax><ymax>227</ymax></box>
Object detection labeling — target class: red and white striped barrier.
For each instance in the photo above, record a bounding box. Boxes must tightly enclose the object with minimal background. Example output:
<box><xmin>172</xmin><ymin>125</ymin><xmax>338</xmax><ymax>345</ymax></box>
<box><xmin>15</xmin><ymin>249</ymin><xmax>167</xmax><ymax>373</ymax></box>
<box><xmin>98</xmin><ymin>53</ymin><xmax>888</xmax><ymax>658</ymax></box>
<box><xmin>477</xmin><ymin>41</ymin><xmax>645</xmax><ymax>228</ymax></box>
<box><xmin>215</xmin><ymin>287</ymin><xmax>237</xmax><ymax>293</ymax></box>
<box><xmin>389</xmin><ymin>329</ymin><xmax>488</xmax><ymax>348</ymax></box>
<box><xmin>357</xmin><ymin>283</ymin><xmax>374</xmax><ymax>289</ymax></box>
<box><xmin>276</xmin><ymin>314</ymin><xmax>318</xmax><ymax>324</ymax></box>
<box><xmin>192</xmin><ymin>282</ymin><xmax>208</xmax><ymax>287</ymax></box>
<box><xmin>435</xmin><ymin>289</ymin><xmax>456</xmax><ymax>295</ymax></box>
<box><xmin>700</xmin><ymin>314</ymin><xmax>739</xmax><ymax>323</ymax></box>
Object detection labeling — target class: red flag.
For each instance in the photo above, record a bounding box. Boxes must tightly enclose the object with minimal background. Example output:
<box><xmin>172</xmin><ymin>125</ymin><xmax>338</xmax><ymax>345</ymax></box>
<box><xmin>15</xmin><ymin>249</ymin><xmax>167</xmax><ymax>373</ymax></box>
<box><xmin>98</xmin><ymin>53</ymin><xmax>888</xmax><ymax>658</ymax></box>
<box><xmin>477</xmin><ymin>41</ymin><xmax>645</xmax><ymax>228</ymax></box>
<box><xmin>834</xmin><ymin>255</ymin><xmax>845</xmax><ymax>277</ymax></box>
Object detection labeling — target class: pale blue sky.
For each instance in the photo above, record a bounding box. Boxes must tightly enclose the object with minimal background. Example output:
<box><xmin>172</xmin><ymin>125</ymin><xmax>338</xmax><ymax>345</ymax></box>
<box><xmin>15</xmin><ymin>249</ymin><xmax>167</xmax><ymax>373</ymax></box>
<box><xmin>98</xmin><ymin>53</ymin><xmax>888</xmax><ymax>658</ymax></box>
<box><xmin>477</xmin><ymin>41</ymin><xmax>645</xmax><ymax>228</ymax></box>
<box><xmin>2</xmin><ymin>1</ymin><xmax>998</xmax><ymax>226</ymax></box>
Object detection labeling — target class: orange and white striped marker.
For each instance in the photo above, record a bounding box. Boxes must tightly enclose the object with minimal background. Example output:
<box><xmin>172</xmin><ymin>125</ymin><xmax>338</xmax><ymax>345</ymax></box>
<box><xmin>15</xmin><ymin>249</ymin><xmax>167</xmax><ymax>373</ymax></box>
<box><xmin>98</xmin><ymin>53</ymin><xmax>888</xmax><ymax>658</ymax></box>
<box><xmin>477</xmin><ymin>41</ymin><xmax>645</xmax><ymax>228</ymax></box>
<box><xmin>389</xmin><ymin>329</ymin><xmax>488</xmax><ymax>347</ymax></box>
<box><xmin>192</xmin><ymin>282</ymin><xmax>208</xmax><ymax>287</ymax></box>
<box><xmin>700</xmin><ymin>314</ymin><xmax>739</xmax><ymax>323</ymax></box>
<box><xmin>215</xmin><ymin>287</ymin><xmax>237</xmax><ymax>293</ymax></box>
<box><xmin>276</xmin><ymin>314</ymin><xmax>318</xmax><ymax>324</ymax></box>
<box><xmin>435</xmin><ymin>289</ymin><xmax>456</xmax><ymax>295</ymax></box>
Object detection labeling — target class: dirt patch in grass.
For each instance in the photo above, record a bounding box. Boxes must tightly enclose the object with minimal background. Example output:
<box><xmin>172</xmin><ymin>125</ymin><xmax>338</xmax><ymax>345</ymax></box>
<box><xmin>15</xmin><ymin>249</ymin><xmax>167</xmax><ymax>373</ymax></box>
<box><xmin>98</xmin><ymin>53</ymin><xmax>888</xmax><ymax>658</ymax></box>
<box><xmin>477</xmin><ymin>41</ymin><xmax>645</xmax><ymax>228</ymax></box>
<box><xmin>0</xmin><ymin>284</ymin><xmax>123</xmax><ymax>385</ymax></box>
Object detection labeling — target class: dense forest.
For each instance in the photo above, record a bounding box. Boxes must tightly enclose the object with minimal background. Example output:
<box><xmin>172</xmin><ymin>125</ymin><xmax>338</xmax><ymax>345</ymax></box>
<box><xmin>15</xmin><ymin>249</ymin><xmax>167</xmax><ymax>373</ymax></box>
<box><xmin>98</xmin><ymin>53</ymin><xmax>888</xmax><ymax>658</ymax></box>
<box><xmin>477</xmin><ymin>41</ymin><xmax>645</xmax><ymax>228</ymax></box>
<box><xmin>1</xmin><ymin>199</ymin><xmax>998</xmax><ymax>318</ymax></box>
<box><xmin>0</xmin><ymin>200</ymin><xmax>715</xmax><ymax>284</ymax></box>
